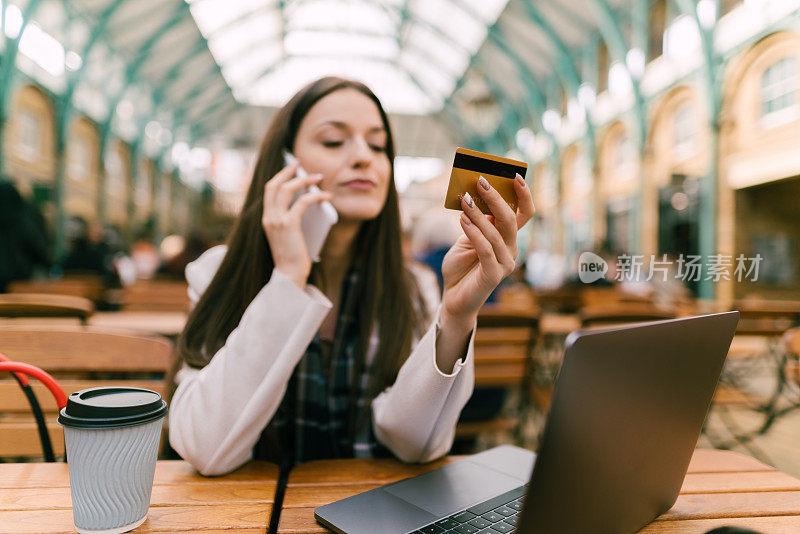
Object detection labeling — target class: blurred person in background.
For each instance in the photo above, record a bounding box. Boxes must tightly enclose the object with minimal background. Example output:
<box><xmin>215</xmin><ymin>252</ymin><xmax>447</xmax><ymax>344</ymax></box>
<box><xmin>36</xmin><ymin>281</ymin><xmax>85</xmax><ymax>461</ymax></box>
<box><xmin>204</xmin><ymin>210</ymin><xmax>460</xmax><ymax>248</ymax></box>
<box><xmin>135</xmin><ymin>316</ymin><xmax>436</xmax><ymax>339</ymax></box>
<box><xmin>62</xmin><ymin>217</ymin><xmax>120</xmax><ymax>290</ymax></box>
<box><xmin>0</xmin><ymin>179</ymin><xmax>51</xmax><ymax>291</ymax></box>
<box><xmin>525</xmin><ymin>247</ymin><xmax>567</xmax><ymax>291</ymax></box>
<box><xmin>159</xmin><ymin>230</ymin><xmax>212</xmax><ymax>279</ymax></box>
<box><xmin>414</xmin><ymin>211</ymin><xmax>462</xmax><ymax>292</ymax></box>
<box><xmin>63</xmin><ymin>217</ymin><xmax>105</xmax><ymax>272</ymax></box>
<box><xmin>104</xmin><ymin>224</ymin><xmax>137</xmax><ymax>288</ymax></box>
<box><xmin>169</xmin><ymin>76</ymin><xmax>535</xmax><ymax>475</ymax></box>
<box><xmin>400</xmin><ymin>225</ymin><xmax>441</xmax><ymax>309</ymax></box>
<box><xmin>130</xmin><ymin>221</ymin><xmax>160</xmax><ymax>279</ymax></box>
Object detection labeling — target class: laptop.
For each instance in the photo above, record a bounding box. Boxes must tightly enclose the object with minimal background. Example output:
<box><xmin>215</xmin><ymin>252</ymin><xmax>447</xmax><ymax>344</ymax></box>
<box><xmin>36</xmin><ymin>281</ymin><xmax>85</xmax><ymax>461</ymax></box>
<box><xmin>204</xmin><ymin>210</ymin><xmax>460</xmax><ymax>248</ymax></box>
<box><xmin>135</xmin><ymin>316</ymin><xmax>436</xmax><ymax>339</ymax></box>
<box><xmin>315</xmin><ymin>311</ymin><xmax>739</xmax><ymax>534</ymax></box>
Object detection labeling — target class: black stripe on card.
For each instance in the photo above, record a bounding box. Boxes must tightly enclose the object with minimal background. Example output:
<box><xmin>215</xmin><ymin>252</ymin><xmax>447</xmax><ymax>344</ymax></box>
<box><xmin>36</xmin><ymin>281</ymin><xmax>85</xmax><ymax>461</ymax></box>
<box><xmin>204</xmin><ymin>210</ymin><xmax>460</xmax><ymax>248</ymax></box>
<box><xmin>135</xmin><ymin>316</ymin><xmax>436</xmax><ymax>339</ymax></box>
<box><xmin>453</xmin><ymin>152</ymin><xmax>527</xmax><ymax>179</ymax></box>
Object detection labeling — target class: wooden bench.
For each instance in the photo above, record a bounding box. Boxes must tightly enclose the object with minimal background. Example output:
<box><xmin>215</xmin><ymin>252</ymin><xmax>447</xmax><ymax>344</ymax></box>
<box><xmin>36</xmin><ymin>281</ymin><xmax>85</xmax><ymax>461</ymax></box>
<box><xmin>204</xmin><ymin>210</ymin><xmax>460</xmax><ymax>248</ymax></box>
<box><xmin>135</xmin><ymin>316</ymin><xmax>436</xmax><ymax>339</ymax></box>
<box><xmin>578</xmin><ymin>302</ymin><xmax>676</xmax><ymax>328</ymax></box>
<box><xmin>8</xmin><ymin>275</ymin><xmax>106</xmax><ymax>304</ymax></box>
<box><xmin>495</xmin><ymin>284</ymin><xmax>537</xmax><ymax>308</ymax></box>
<box><xmin>120</xmin><ymin>280</ymin><xmax>190</xmax><ymax>312</ymax></box>
<box><xmin>0</xmin><ymin>325</ymin><xmax>173</xmax><ymax>460</ymax></box>
<box><xmin>580</xmin><ymin>286</ymin><xmax>654</xmax><ymax>307</ymax></box>
<box><xmin>534</xmin><ymin>286</ymin><xmax>581</xmax><ymax>313</ymax></box>
<box><xmin>0</xmin><ymin>293</ymin><xmax>94</xmax><ymax>324</ymax></box>
<box><xmin>733</xmin><ymin>299</ymin><xmax>800</xmax><ymax>336</ymax></box>
<box><xmin>456</xmin><ymin>305</ymin><xmax>540</xmax><ymax>442</ymax></box>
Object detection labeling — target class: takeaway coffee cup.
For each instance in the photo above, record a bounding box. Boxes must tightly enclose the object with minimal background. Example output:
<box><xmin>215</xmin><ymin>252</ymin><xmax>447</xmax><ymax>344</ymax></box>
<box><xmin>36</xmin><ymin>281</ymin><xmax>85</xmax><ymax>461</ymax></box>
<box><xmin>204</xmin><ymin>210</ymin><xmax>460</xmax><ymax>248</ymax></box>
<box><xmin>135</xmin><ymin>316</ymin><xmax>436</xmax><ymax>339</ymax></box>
<box><xmin>58</xmin><ymin>387</ymin><xmax>168</xmax><ymax>534</ymax></box>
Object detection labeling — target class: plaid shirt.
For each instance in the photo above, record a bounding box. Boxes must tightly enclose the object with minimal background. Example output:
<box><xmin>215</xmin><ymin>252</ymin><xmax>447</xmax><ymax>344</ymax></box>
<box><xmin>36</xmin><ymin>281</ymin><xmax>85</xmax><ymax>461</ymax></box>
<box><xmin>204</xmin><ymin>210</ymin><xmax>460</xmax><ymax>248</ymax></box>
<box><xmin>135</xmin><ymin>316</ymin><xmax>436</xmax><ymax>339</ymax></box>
<box><xmin>256</xmin><ymin>267</ymin><xmax>389</xmax><ymax>467</ymax></box>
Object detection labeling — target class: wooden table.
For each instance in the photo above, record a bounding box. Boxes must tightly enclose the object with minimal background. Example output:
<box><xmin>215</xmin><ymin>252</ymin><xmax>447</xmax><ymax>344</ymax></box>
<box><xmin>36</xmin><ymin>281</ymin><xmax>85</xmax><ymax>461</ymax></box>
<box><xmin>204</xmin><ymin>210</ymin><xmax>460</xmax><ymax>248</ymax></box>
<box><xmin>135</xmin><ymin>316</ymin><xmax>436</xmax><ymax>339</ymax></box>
<box><xmin>538</xmin><ymin>312</ymin><xmax>580</xmax><ymax>336</ymax></box>
<box><xmin>0</xmin><ymin>460</ymin><xmax>278</xmax><ymax>533</ymax></box>
<box><xmin>5</xmin><ymin>452</ymin><xmax>798</xmax><ymax>533</ymax></box>
<box><xmin>277</xmin><ymin>449</ymin><xmax>800</xmax><ymax>533</ymax></box>
<box><xmin>88</xmin><ymin>311</ymin><xmax>188</xmax><ymax>338</ymax></box>
<box><xmin>0</xmin><ymin>311</ymin><xmax>187</xmax><ymax>338</ymax></box>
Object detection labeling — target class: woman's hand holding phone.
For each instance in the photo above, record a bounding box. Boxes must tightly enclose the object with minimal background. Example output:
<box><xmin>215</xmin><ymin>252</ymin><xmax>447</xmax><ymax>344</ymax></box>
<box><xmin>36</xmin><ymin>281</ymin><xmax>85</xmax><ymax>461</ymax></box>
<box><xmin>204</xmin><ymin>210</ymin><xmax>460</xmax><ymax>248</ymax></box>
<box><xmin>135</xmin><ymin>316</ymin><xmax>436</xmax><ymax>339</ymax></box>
<box><xmin>261</xmin><ymin>161</ymin><xmax>333</xmax><ymax>289</ymax></box>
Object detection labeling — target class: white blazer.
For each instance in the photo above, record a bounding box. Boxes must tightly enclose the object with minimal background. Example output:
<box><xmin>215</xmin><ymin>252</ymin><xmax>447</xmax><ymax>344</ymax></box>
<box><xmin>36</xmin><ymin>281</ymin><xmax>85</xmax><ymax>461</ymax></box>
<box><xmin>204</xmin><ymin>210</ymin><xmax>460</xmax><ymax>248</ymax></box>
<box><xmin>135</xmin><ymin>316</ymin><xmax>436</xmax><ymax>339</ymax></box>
<box><xmin>168</xmin><ymin>245</ymin><xmax>475</xmax><ymax>475</ymax></box>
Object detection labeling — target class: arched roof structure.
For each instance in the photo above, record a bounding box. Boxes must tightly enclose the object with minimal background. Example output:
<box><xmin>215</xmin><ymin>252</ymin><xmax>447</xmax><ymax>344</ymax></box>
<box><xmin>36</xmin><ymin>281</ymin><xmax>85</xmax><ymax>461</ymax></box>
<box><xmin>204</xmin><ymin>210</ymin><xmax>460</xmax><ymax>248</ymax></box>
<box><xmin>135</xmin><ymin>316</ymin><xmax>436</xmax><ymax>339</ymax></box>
<box><xmin>30</xmin><ymin>0</ymin><xmax>683</xmax><ymax>154</ymax></box>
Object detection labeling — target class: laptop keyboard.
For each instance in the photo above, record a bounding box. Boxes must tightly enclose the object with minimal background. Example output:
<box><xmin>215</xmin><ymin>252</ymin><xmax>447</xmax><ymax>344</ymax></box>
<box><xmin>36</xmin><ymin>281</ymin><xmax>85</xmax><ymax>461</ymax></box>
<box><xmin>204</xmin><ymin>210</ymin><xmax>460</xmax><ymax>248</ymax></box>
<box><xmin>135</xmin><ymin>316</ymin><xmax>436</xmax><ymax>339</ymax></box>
<box><xmin>410</xmin><ymin>484</ymin><xmax>526</xmax><ymax>534</ymax></box>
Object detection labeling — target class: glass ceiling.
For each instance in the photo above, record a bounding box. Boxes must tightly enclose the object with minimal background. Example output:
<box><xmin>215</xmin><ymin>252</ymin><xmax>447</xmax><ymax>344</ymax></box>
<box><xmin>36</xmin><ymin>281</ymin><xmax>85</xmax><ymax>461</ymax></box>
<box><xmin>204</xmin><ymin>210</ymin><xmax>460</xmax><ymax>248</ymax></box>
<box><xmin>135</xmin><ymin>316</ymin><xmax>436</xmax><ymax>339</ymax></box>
<box><xmin>188</xmin><ymin>0</ymin><xmax>511</xmax><ymax>114</ymax></box>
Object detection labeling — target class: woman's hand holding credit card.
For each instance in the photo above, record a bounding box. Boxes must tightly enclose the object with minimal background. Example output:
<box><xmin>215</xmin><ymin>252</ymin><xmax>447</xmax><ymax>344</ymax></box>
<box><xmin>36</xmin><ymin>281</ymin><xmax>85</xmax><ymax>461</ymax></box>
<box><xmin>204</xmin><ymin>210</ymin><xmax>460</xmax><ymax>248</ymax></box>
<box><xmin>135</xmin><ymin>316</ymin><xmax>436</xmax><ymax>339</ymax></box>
<box><xmin>438</xmin><ymin>147</ymin><xmax>535</xmax><ymax>342</ymax></box>
<box><xmin>444</xmin><ymin>147</ymin><xmax>527</xmax><ymax>214</ymax></box>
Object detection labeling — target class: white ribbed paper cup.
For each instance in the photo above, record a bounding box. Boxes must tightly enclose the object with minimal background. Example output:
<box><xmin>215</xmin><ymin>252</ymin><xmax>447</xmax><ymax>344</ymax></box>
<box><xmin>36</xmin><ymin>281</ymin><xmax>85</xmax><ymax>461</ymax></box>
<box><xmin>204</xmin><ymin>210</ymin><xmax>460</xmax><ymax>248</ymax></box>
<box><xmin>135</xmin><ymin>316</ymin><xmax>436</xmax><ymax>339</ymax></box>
<box><xmin>59</xmin><ymin>388</ymin><xmax>168</xmax><ymax>534</ymax></box>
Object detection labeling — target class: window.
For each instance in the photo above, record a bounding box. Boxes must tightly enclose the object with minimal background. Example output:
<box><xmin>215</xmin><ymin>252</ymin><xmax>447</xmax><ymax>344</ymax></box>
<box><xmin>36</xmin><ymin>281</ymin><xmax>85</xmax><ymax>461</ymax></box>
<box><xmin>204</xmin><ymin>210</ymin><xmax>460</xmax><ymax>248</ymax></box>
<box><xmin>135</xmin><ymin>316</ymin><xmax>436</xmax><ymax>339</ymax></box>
<box><xmin>648</xmin><ymin>0</ymin><xmax>666</xmax><ymax>61</ymax></box>
<box><xmin>539</xmin><ymin>165</ymin><xmax>557</xmax><ymax>208</ymax></box>
<box><xmin>673</xmin><ymin>101</ymin><xmax>695</xmax><ymax>161</ymax></box>
<box><xmin>615</xmin><ymin>132</ymin><xmax>633</xmax><ymax>171</ymax></box>
<box><xmin>136</xmin><ymin>161</ymin><xmax>151</xmax><ymax>207</ymax></box>
<box><xmin>68</xmin><ymin>138</ymin><xmax>90</xmax><ymax>181</ymax></box>
<box><xmin>567</xmin><ymin>213</ymin><xmax>592</xmax><ymax>260</ymax></box>
<box><xmin>105</xmin><ymin>149</ymin><xmax>124</xmax><ymax>194</ymax></box>
<box><xmin>160</xmin><ymin>174</ymin><xmax>171</xmax><ymax>217</ymax></box>
<box><xmin>18</xmin><ymin>109</ymin><xmax>40</xmax><ymax>161</ymax></box>
<box><xmin>598</xmin><ymin>42</ymin><xmax>609</xmax><ymax>94</ymax></box>
<box><xmin>573</xmin><ymin>152</ymin><xmax>592</xmax><ymax>194</ymax></box>
<box><xmin>720</xmin><ymin>0</ymin><xmax>741</xmax><ymax>16</ymax></box>
<box><xmin>760</xmin><ymin>56</ymin><xmax>798</xmax><ymax>126</ymax></box>
<box><xmin>606</xmin><ymin>196</ymin><xmax>633</xmax><ymax>254</ymax></box>
<box><xmin>664</xmin><ymin>15</ymin><xmax>701</xmax><ymax>60</ymax></box>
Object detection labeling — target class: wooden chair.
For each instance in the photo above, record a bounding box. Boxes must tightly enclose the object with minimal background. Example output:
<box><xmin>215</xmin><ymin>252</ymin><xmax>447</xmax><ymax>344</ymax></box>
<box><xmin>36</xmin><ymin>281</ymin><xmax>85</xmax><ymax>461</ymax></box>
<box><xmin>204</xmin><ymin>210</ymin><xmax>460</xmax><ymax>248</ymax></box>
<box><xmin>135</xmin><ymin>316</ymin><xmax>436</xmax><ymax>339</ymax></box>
<box><xmin>579</xmin><ymin>287</ymin><xmax>618</xmax><ymax>306</ymax></box>
<box><xmin>455</xmin><ymin>305</ymin><xmax>541</xmax><ymax>444</ymax></box>
<box><xmin>496</xmin><ymin>284</ymin><xmax>537</xmax><ymax>309</ymax></box>
<box><xmin>706</xmin><ymin>301</ymin><xmax>800</xmax><ymax>450</ymax></box>
<box><xmin>534</xmin><ymin>285</ymin><xmax>581</xmax><ymax>313</ymax></box>
<box><xmin>673</xmin><ymin>295</ymin><xmax>699</xmax><ymax>317</ymax></box>
<box><xmin>0</xmin><ymin>293</ymin><xmax>94</xmax><ymax>324</ymax></box>
<box><xmin>721</xmin><ymin>300</ymin><xmax>800</xmax><ymax>411</ymax></box>
<box><xmin>787</xmin><ymin>328</ymin><xmax>800</xmax><ymax>394</ymax></box>
<box><xmin>787</xmin><ymin>327</ymin><xmax>800</xmax><ymax>356</ymax></box>
<box><xmin>732</xmin><ymin>299</ymin><xmax>800</xmax><ymax>336</ymax></box>
<box><xmin>0</xmin><ymin>325</ymin><xmax>173</xmax><ymax>460</ymax></box>
<box><xmin>120</xmin><ymin>279</ymin><xmax>190</xmax><ymax>312</ymax></box>
<box><xmin>579</xmin><ymin>286</ymin><xmax>654</xmax><ymax>307</ymax></box>
<box><xmin>704</xmin><ymin>335</ymin><xmax>793</xmax><ymax>458</ymax></box>
<box><xmin>578</xmin><ymin>301</ymin><xmax>677</xmax><ymax>328</ymax></box>
<box><xmin>8</xmin><ymin>274</ymin><xmax>106</xmax><ymax>304</ymax></box>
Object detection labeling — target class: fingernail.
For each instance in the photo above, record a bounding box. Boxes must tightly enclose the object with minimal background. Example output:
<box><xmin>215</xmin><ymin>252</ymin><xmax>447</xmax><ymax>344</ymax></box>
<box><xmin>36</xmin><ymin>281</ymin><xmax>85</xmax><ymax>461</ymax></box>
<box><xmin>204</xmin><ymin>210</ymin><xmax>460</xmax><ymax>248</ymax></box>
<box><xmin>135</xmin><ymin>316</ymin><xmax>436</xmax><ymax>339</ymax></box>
<box><xmin>478</xmin><ymin>176</ymin><xmax>490</xmax><ymax>190</ymax></box>
<box><xmin>312</xmin><ymin>173</ymin><xmax>323</xmax><ymax>181</ymax></box>
<box><xmin>463</xmin><ymin>192</ymin><xmax>474</xmax><ymax>209</ymax></box>
<box><xmin>515</xmin><ymin>173</ymin><xmax>525</xmax><ymax>186</ymax></box>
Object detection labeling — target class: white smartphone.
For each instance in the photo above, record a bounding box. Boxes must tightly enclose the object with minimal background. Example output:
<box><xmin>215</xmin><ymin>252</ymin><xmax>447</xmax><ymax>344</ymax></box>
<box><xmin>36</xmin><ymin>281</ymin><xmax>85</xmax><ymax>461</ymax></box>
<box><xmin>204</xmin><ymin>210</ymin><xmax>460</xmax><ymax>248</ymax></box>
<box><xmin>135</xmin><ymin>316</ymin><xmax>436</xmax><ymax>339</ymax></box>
<box><xmin>283</xmin><ymin>151</ymin><xmax>338</xmax><ymax>262</ymax></box>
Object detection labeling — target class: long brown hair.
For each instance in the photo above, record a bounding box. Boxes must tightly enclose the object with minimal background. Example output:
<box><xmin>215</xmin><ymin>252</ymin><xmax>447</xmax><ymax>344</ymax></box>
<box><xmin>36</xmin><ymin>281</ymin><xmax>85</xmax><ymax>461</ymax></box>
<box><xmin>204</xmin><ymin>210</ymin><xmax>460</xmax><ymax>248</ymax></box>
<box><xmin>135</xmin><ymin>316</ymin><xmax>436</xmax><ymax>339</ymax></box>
<box><xmin>178</xmin><ymin>76</ymin><xmax>427</xmax><ymax>398</ymax></box>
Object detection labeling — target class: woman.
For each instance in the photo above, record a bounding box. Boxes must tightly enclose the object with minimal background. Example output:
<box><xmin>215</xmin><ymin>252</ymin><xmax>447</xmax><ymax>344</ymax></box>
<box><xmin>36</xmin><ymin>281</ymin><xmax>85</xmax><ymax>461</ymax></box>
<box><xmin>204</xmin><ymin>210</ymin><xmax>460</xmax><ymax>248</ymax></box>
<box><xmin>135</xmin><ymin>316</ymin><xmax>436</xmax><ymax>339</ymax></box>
<box><xmin>169</xmin><ymin>77</ymin><xmax>535</xmax><ymax>476</ymax></box>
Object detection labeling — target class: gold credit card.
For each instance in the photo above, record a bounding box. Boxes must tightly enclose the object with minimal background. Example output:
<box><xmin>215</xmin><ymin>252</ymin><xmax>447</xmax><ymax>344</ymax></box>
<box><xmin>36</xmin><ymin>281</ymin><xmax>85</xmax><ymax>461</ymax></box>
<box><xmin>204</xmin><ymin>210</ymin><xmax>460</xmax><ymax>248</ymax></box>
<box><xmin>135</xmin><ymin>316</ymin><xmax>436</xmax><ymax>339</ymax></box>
<box><xmin>444</xmin><ymin>147</ymin><xmax>527</xmax><ymax>215</ymax></box>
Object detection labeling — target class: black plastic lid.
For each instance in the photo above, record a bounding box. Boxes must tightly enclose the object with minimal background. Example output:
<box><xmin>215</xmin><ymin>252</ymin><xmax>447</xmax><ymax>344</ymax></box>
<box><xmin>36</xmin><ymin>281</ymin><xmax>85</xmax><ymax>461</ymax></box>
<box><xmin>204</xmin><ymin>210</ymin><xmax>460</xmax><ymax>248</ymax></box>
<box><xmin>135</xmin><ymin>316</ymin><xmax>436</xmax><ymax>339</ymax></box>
<box><xmin>58</xmin><ymin>387</ymin><xmax>168</xmax><ymax>429</ymax></box>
